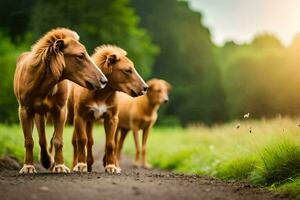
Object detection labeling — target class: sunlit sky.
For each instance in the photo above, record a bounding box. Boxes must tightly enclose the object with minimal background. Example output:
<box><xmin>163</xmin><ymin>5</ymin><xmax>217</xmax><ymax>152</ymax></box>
<box><xmin>188</xmin><ymin>0</ymin><xmax>300</xmax><ymax>46</ymax></box>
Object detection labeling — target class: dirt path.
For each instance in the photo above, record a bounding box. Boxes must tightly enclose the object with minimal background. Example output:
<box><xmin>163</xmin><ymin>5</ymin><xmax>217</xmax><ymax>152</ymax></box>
<box><xmin>0</xmin><ymin>154</ymin><xmax>287</xmax><ymax>200</ymax></box>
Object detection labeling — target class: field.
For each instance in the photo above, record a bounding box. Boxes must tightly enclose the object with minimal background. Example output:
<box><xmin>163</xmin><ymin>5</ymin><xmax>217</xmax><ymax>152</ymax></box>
<box><xmin>0</xmin><ymin>117</ymin><xmax>299</xmax><ymax>199</ymax></box>
<box><xmin>123</xmin><ymin>117</ymin><xmax>300</xmax><ymax>199</ymax></box>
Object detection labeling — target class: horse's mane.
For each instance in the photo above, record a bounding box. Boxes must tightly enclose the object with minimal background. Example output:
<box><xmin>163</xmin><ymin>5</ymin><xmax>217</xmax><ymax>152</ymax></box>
<box><xmin>30</xmin><ymin>28</ymin><xmax>79</xmax><ymax>66</ymax></box>
<box><xmin>92</xmin><ymin>45</ymin><xmax>127</xmax><ymax>74</ymax></box>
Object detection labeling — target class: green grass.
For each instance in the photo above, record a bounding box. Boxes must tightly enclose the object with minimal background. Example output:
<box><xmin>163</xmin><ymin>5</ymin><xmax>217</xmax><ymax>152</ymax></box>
<box><xmin>122</xmin><ymin>117</ymin><xmax>300</xmax><ymax>197</ymax></box>
<box><xmin>0</xmin><ymin>124</ymin><xmax>104</xmax><ymax>167</ymax></box>
<box><xmin>1</xmin><ymin>117</ymin><xmax>299</xmax><ymax>197</ymax></box>
<box><xmin>275</xmin><ymin>178</ymin><xmax>300</xmax><ymax>199</ymax></box>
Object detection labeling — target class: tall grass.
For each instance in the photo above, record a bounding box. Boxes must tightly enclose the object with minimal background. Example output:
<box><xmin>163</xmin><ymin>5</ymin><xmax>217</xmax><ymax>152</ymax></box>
<box><xmin>251</xmin><ymin>140</ymin><xmax>300</xmax><ymax>186</ymax></box>
<box><xmin>123</xmin><ymin>117</ymin><xmax>300</xmax><ymax>198</ymax></box>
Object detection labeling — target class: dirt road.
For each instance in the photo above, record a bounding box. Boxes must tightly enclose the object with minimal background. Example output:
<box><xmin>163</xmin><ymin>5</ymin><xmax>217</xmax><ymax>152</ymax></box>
<box><xmin>0</xmin><ymin>155</ymin><xmax>287</xmax><ymax>200</ymax></box>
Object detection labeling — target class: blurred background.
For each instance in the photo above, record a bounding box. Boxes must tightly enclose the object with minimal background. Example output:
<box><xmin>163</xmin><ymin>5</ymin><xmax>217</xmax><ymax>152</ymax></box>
<box><xmin>1</xmin><ymin>0</ymin><xmax>300</xmax><ymax>126</ymax></box>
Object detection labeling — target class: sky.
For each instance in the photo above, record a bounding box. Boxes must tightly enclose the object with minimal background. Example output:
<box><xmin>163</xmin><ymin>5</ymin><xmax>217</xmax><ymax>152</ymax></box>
<box><xmin>188</xmin><ymin>0</ymin><xmax>300</xmax><ymax>46</ymax></box>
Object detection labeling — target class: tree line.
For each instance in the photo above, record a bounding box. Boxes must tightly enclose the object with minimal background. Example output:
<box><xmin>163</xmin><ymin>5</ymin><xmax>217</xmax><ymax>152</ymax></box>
<box><xmin>0</xmin><ymin>0</ymin><xmax>300</xmax><ymax>125</ymax></box>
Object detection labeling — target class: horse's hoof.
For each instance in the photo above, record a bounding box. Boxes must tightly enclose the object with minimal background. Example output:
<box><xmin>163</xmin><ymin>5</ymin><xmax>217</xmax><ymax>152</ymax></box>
<box><xmin>52</xmin><ymin>164</ymin><xmax>70</xmax><ymax>173</ymax></box>
<box><xmin>105</xmin><ymin>164</ymin><xmax>121</xmax><ymax>174</ymax></box>
<box><xmin>72</xmin><ymin>163</ymin><xmax>87</xmax><ymax>172</ymax></box>
<box><xmin>19</xmin><ymin>164</ymin><xmax>36</xmax><ymax>174</ymax></box>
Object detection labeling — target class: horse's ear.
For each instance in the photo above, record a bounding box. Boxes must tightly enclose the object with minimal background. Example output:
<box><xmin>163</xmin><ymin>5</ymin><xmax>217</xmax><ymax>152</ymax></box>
<box><xmin>106</xmin><ymin>54</ymin><xmax>117</xmax><ymax>65</ymax></box>
<box><xmin>49</xmin><ymin>39</ymin><xmax>65</xmax><ymax>79</ymax></box>
<box><xmin>147</xmin><ymin>79</ymin><xmax>157</xmax><ymax>91</ymax></box>
<box><xmin>54</xmin><ymin>39</ymin><xmax>65</xmax><ymax>52</ymax></box>
<box><xmin>103</xmin><ymin>54</ymin><xmax>117</xmax><ymax>74</ymax></box>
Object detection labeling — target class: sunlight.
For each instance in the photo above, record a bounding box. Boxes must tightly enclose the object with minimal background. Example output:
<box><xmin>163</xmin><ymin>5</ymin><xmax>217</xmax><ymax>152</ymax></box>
<box><xmin>189</xmin><ymin>0</ymin><xmax>300</xmax><ymax>46</ymax></box>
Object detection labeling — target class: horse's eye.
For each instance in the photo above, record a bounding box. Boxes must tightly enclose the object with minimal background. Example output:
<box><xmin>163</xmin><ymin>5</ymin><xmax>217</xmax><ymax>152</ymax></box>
<box><xmin>125</xmin><ymin>68</ymin><xmax>132</xmax><ymax>74</ymax></box>
<box><xmin>77</xmin><ymin>53</ymin><xmax>84</xmax><ymax>60</ymax></box>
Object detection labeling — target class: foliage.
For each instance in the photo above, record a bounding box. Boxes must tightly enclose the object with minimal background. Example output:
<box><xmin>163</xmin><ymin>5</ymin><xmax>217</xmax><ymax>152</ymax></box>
<box><xmin>0</xmin><ymin>32</ymin><xmax>31</xmax><ymax>123</ymax></box>
<box><xmin>220</xmin><ymin>33</ymin><xmax>300</xmax><ymax>120</ymax></box>
<box><xmin>0</xmin><ymin>0</ymin><xmax>34</xmax><ymax>39</ymax></box>
<box><xmin>30</xmin><ymin>0</ymin><xmax>159</xmax><ymax>78</ymax></box>
<box><xmin>131</xmin><ymin>0</ymin><xmax>226</xmax><ymax>125</ymax></box>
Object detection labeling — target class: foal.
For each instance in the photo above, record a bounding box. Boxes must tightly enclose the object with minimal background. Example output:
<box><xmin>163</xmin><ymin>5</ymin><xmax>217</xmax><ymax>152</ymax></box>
<box><xmin>69</xmin><ymin>45</ymin><xmax>147</xmax><ymax>173</ymax></box>
<box><xmin>115</xmin><ymin>79</ymin><xmax>171</xmax><ymax>168</ymax></box>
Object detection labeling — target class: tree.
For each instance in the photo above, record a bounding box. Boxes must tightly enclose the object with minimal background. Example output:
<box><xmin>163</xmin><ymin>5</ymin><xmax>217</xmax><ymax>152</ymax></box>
<box><xmin>0</xmin><ymin>0</ymin><xmax>34</xmax><ymax>40</ymax></box>
<box><xmin>30</xmin><ymin>0</ymin><xmax>158</xmax><ymax>78</ymax></box>
<box><xmin>221</xmin><ymin>33</ymin><xmax>300</xmax><ymax>119</ymax></box>
<box><xmin>131</xmin><ymin>0</ymin><xmax>226</xmax><ymax>125</ymax></box>
<box><xmin>252</xmin><ymin>33</ymin><xmax>283</xmax><ymax>49</ymax></box>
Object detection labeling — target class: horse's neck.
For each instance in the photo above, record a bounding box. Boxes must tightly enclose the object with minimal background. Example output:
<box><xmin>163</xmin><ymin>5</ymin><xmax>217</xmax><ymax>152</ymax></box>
<box><xmin>93</xmin><ymin>85</ymin><xmax>116</xmax><ymax>102</ymax></box>
<box><xmin>26</xmin><ymin>62</ymin><xmax>58</xmax><ymax>98</ymax></box>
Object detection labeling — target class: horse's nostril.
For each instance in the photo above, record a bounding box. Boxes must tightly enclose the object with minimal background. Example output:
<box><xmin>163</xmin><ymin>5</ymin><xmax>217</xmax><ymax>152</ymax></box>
<box><xmin>100</xmin><ymin>77</ymin><xmax>108</xmax><ymax>85</ymax></box>
<box><xmin>143</xmin><ymin>85</ymin><xmax>148</xmax><ymax>92</ymax></box>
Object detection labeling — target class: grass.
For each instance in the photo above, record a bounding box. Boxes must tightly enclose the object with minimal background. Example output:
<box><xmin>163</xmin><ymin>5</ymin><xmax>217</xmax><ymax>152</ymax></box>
<box><xmin>0</xmin><ymin>124</ymin><xmax>104</xmax><ymax>167</ymax></box>
<box><xmin>122</xmin><ymin>117</ymin><xmax>300</xmax><ymax>198</ymax></box>
<box><xmin>274</xmin><ymin>178</ymin><xmax>300</xmax><ymax>199</ymax></box>
<box><xmin>0</xmin><ymin>117</ymin><xmax>299</xmax><ymax>198</ymax></box>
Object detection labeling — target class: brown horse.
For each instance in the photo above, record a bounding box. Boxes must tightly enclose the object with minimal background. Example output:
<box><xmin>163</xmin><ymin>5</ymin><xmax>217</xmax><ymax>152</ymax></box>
<box><xmin>115</xmin><ymin>79</ymin><xmax>171</xmax><ymax>168</ymax></box>
<box><xmin>69</xmin><ymin>45</ymin><xmax>148</xmax><ymax>173</ymax></box>
<box><xmin>13</xmin><ymin>28</ymin><xmax>107</xmax><ymax>173</ymax></box>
